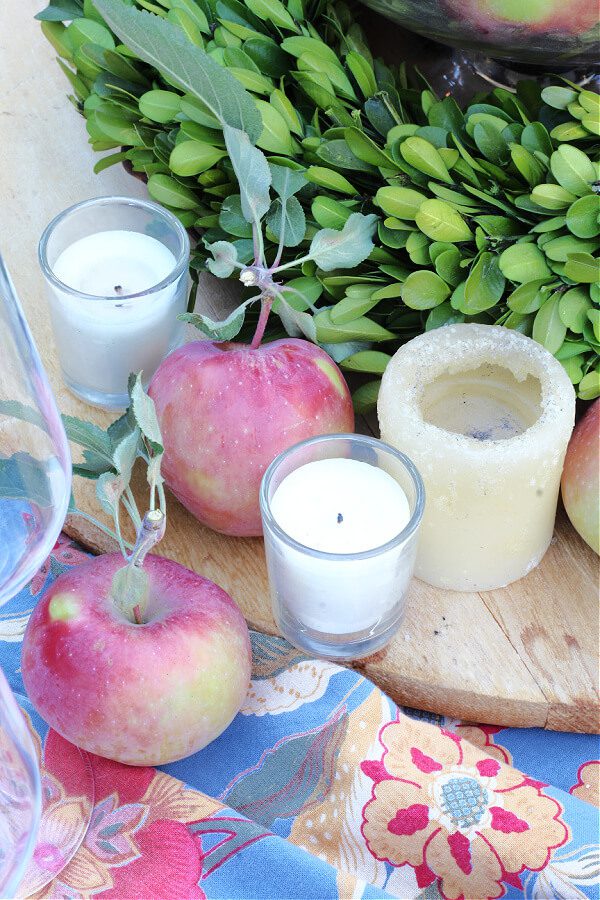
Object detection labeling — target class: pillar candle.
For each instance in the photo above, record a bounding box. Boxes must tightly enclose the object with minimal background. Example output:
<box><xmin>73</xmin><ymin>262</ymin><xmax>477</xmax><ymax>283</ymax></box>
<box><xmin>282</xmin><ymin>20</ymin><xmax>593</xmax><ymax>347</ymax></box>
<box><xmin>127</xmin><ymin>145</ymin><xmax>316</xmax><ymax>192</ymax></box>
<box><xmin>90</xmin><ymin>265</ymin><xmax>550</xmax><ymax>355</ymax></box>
<box><xmin>378</xmin><ymin>324</ymin><xmax>576</xmax><ymax>591</ymax></box>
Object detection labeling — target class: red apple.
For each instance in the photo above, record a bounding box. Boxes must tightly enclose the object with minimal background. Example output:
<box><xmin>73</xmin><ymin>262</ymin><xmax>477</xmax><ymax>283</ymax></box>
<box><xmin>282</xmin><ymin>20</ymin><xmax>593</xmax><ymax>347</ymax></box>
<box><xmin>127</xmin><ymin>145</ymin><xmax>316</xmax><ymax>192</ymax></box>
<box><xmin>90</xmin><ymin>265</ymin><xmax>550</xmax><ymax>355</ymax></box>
<box><xmin>561</xmin><ymin>399</ymin><xmax>599</xmax><ymax>555</ymax></box>
<box><xmin>445</xmin><ymin>0</ymin><xmax>598</xmax><ymax>35</ymax></box>
<box><xmin>148</xmin><ymin>338</ymin><xmax>354</xmax><ymax>536</ymax></box>
<box><xmin>22</xmin><ymin>553</ymin><xmax>252</xmax><ymax>765</ymax></box>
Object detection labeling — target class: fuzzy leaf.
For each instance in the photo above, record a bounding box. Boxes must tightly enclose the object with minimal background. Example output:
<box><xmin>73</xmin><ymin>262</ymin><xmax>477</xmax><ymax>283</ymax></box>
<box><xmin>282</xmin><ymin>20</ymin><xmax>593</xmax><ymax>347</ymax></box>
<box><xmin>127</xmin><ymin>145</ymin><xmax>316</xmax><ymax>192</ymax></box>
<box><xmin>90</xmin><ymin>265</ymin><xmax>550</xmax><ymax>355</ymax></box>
<box><xmin>223</xmin><ymin>124</ymin><xmax>271</xmax><ymax>226</ymax></box>
<box><xmin>94</xmin><ymin>0</ymin><xmax>262</xmax><ymax>141</ymax></box>
<box><xmin>277</xmin><ymin>295</ymin><xmax>317</xmax><ymax>341</ymax></box>
<box><xmin>267</xmin><ymin>196</ymin><xmax>306</xmax><ymax>247</ymax></box>
<box><xmin>179</xmin><ymin>297</ymin><xmax>255</xmax><ymax>341</ymax></box>
<box><xmin>206</xmin><ymin>240</ymin><xmax>239</xmax><ymax>277</ymax></box>
<box><xmin>268</xmin><ymin>163</ymin><xmax>307</xmax><ymax>200</ymax></box>
<box><xmin>308</xmin><ymin>213</ymin><xmax>377</xmax><ymax>271</ymax></box>
<box><xmin>130</xmin><ymin>373</ymin><xmax>163</xmax><ymax>452</ymax></box>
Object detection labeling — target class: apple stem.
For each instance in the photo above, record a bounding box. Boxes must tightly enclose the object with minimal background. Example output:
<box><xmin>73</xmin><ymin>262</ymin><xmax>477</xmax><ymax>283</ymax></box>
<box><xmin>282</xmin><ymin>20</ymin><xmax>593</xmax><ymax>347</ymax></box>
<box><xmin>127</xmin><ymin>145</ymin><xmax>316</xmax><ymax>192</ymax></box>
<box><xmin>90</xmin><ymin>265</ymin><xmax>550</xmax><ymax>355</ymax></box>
<box><xmin>132</xmin><ymin>604</ymin><xmax>143</xmax><ymax>625</ymax></box>
<box><xmin>128</xmin><ymin>509</ymin><xmax>166</xmax><ymax>569</ymax></box>
<box><xmin>250</xmin><ymin>295</ymin><xmax>273</xmax><ymax>350</ymax></box>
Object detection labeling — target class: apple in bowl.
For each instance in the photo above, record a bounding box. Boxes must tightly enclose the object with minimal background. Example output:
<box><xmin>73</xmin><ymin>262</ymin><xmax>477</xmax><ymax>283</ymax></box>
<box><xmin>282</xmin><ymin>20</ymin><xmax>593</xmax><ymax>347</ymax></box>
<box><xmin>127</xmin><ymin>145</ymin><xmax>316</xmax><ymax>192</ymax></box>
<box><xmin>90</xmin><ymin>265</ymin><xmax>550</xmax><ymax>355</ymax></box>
<box><xmin>22</xmin><ymin>553</ymin><xmax>252</xmax><ymax>766</ymax></box>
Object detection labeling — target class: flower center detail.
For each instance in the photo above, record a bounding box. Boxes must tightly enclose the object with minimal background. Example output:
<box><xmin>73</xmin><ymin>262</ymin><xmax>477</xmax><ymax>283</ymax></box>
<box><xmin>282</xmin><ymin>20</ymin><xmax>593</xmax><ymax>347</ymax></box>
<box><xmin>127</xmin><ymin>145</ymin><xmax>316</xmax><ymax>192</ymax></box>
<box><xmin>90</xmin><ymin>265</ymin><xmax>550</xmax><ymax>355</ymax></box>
<box><xmin>33</xmin><ymin>842</ymin><xmax>66</xmax><ymax>873</ymax></box>
<box><xmin>439</xmin><ymin>776</ymin><xmax>489</xmax><ymax>831</ymax></box>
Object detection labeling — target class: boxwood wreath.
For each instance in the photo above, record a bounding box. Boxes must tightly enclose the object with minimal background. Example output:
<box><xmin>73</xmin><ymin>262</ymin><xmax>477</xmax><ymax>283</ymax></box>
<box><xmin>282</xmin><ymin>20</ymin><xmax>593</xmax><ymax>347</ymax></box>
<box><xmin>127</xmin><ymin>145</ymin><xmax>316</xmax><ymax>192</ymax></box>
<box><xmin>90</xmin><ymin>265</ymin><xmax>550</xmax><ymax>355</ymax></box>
<box><xmin>38</xmin><ymin>0</ymin><xmax>600</xmax><ymax>408</ymax></box>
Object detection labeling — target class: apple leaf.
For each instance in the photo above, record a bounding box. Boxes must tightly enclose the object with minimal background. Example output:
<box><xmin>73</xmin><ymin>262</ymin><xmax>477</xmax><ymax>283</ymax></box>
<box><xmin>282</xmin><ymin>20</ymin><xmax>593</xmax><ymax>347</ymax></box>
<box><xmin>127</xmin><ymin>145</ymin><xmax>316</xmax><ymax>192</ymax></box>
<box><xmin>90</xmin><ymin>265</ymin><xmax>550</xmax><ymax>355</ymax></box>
<box><xmin>268</xmin><ymin>163</ymin><xmax>307</xmax><ymax>200</ymax></box>
<box><xmin>206</xmin><ymin>240</ymin><xmax>239</xmax><ymax>278</ymax></box>
<box><xmin>223</xmin><ymin>125</ymin><xmax>272</xmax><ymax>227</ymax></box>
<box><xmin>130</xmin><ymin>373</ymin><xmax>163</xmax><ymax>454</ymax></box>
<box><xmin>308</xmin><ymin>213</ymin><xmax>378</xmax><ymax>271</ymax></box>
<box><xmin>96</xmin><ymin>470</ymin><xmax>127</xmax><ymax>518</ymax></box>
<box><xmin>0</xmin><ymin>453</ymin><xmax>55</xmax><ymax>507</ymax></box>
<box><xmin>179</xmin><ymin>296</ymin><xmax>257</xmax><ymax>341</ymax></box>
<box><xmin>277</xmin><ymin>294</ymin><xmax>317</xmax><ymax>341</ymax></box>
<box><xmin>267</xmin><ymin>196</ymin><xmax>306</xmax><ymax>248</ymax></box>
<box><xmin>94</xmin><ymin>0</ymin><xmax>262</xmax><ymax>142</ymax></box>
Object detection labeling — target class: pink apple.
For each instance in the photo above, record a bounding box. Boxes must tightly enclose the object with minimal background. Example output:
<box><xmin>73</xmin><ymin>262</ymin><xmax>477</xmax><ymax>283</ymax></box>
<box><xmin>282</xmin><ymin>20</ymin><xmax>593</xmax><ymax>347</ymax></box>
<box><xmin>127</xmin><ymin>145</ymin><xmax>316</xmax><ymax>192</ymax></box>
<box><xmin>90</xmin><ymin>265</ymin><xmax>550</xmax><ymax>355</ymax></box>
<box><xmin>148</xmin><ymin>338</ymin><xmax>354</xmax><ymax>536</ymax></box>
<box><xmin>445</xmin><ymin>0</ymin><xmax>598</xmax><ymax>34</ymax></box>
<box><xmin>561</xmin><ymin>399</ymin><xmax>599</xmax><ymax>555</ymax></box>
<box><xmin>22</xmin><ymin>553</ymin><xmax>252</xmax><ymax>765</ymax></box>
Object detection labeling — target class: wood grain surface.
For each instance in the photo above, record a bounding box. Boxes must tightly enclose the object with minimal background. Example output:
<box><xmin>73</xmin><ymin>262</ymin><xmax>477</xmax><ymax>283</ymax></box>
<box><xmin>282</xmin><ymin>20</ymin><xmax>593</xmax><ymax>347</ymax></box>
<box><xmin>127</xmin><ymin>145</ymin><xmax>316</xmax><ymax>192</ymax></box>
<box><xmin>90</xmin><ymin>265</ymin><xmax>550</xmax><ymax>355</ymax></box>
<box><xmin>2</xmin><ymin>0</ymin><xmax>598</xmax><ymax>732</ymax></box>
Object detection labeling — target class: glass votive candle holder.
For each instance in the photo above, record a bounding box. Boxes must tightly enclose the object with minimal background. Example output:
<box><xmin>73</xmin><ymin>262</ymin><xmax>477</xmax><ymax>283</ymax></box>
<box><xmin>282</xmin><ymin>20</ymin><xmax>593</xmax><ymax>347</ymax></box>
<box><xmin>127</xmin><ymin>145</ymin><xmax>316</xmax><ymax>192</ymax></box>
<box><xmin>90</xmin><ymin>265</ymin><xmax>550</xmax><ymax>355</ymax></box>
<box><xmin>39</xmin><ymin>196</ymin><xmax>190</xmax><ymax>409</ymax></box>
<box><xmin>260</xmin><ymin>434</ymin><xmax>425</xmax><ymax>661</ymax></box>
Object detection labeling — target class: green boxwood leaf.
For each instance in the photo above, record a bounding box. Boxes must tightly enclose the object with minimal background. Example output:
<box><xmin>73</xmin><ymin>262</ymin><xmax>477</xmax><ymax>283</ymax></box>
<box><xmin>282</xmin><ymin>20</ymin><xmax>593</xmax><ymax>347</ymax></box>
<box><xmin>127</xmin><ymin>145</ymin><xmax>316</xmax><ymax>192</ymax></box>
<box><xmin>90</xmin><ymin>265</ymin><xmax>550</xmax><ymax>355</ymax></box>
<box><xmin>415</xmin><ymin>199</ymin><xmax>472</xmax><ymax>243</ymax></box>
<box><xmin>311</xmin><ymin>196</ymin><xmax>352</xmax><ymax>230</ymax></box>
<box><xmin>315</xmin><ymin>309</ymin><xmax>394</xmax><ymax>343</ymax></box>
<box><xmin>138</xmin><ymin>88</ymin><xmax>180</xmax><ymax>122</ymax></box>
<box><xmin>541</xmin><ymin>85</ymin><xmax>579</xmax><ymax>109</ymax></box>
<box><xmin>507</xmin><ymin>279</ymin><xmax>549</xmax><ymax>314</ymax></box>
<box><xmin>559</xmin><ymin>287</ymin><xmax>592</xmax><ymax>333</ymax></box>
<box><xmin>566</xmin><ymin>195</ymin><xmax>600</xmax><ymax>239</ymax></box>
<box><xmin>434</xmin><ymin>246</ymin><xmax>463</xmax><ymax>286</ymax></box>
<box><xmin>147</xmin><ymin>173</ymin><xmax>199</xmax><ymax>209</ymax></box>
<box><xmin>340</xmin><ymin>350</ymin><xmax>391</xmax><ymax>374</ymax></box>
<box><xmin>352</xmin><ymin>380</ymin><xmax>381</xmax><ymax>414</ymax></box>
<box><xmin>544</xmin><ymin>235</ymin><xmax>600</xmax><ymax>263</ymax></box>
<box><xmin>460</xmin><ymin>252</ymin><xmax>505</xmax><ymax>313</ymax></box>
<box><xmin>375</xmin><ymin>186</ymin><xmax>426</xmax><ymax>219</ymax></box>
<box><xmin>499</xmin><ymin>243</ymin><xmax>552</xmax><ymax>283</ymax></box>
<box><xmin>400</xmin><ymin>136</ymin><xmax>452</xmax><ymax>183</ymax></box>
<box><xmin>255</xmin><ymin>99</ymin><xmax>294</xmax><ymax>154</ymax></box>
<box><xmin>305</xmin><ymin>166</ymin><xmax>357</xmax><ymax>195</ymax></box>
<box><xmin>532</xmin><ymin>294</ymin><xmax>566</xmax><ymax>354</ymax></box>
<box><xmin>401</xmin><ymin>270</ymin><xmax>450</xmax><ymax>310</ymax></box>
<box><xmin>564</xmin><ymin>252</ymin><xmax>599</xmax><ymax>283</ymax></box>
<box><xmin>550</xmin><ymin>145</ymin><xmax>596</xmax><ymax>198</ymax></box>
<box><xmin>578</xmin><ymin>370</ymin><xmax>600</xmax><ymax>400</ymax></box>
<box><xmin>425</xmin><ymin>302</ymin><xmax>465</xmax><ymax>330</ymax></box>
<box><xmin>530</xmin><ymin>184</ymin><xmax>576</xmax><ymax>210</ymax></box>
<box><xmin>240</xmin><ymin>0</ymin><xmax>298</xmax><ymax>31</ymax></box>
<box><xmin>169</xmin><ymin>140</ymin><xmax>226</xmax><ymax>175</ymax></box>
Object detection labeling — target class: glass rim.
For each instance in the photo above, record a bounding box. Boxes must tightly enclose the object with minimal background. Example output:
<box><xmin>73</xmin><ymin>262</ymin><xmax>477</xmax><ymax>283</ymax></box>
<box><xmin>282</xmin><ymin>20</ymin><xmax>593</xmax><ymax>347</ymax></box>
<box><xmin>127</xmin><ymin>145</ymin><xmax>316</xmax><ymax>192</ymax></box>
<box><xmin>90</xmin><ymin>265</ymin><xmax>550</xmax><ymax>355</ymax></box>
<box><xmin>38</xmin><ymin>195</ymin><xmax>190</xmax><ymax>302</ymax></box>
<box><xmin>260</xmin><ymin>433</ymin><xmax>425</xmax><ymax>561</ymax></box>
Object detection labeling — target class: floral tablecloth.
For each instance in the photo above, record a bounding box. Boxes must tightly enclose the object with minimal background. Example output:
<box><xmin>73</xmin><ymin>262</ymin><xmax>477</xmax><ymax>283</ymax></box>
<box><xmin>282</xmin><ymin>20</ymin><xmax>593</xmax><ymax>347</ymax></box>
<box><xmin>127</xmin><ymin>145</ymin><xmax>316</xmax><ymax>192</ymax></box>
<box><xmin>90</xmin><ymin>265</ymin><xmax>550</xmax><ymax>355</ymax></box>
<box><xmin>5</xmin><ymin>535</ymin><xmax>600</xmax><ymax>899</ymax></box>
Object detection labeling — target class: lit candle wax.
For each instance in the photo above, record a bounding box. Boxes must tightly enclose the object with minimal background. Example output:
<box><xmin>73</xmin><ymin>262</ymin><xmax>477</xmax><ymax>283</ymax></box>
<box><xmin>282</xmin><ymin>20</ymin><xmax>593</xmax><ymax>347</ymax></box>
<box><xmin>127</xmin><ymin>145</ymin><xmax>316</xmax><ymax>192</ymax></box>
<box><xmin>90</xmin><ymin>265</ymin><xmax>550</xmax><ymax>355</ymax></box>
<box><xmin>268</xmin><ymin>458</ymin><xmax>412</xmax><ymax>634</ymax></box>
<box><xmin>48</xmin><ymin>230</ymin><xmax>185</xmax><ymax>405</ymax></box>
<box><xmin>378</xmin><ymin>324</ymin><xmax>576</xmax><ymax>591</ymax></box>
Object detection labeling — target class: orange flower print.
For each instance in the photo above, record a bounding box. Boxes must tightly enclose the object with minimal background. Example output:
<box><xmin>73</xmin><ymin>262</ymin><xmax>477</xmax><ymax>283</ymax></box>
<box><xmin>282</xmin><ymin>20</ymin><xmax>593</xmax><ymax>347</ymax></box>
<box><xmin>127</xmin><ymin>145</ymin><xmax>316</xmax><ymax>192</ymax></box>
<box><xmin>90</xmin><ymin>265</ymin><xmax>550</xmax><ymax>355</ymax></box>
<box><xmin>361</xmin><ymin>715</ymin><xmax>569</xmax><ymax>900</ymax></box>
<box><xmin>570</xmin><ymin>761</ymin><xmax>600</xmax><ymax>808</ymax></box>
<box><xmin>451</xmin><ymin>724</ymin><xmax>512</xmax><ymax>766</ymax></box>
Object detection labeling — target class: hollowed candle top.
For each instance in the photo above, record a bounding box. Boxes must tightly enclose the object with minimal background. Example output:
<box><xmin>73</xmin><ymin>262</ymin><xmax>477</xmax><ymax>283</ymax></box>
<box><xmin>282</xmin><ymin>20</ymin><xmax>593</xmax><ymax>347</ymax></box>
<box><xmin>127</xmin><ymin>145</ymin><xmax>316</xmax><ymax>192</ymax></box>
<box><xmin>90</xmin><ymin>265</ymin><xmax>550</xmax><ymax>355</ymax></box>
<box><xmin>378</xmin><ymin>324</ymin><xmax>576</xmax><ymax>590</ymax></box>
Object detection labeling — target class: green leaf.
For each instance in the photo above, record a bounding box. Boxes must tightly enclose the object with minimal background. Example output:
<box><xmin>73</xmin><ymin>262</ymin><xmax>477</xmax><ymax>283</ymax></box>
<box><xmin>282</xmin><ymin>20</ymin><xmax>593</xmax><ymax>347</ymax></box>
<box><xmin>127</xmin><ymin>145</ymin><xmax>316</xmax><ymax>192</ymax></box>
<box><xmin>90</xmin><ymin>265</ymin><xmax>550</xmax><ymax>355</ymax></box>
<box><xmin>541</xmin><ymin>85</ymin><xmax>579</xmax><ymax>110</ymax></box>
<box><xmin>340</xmin><ymin>350</ymin><xmax>391</xmax><ymax>374</ymax></box>
<box><xmin>269</xmin><ymin>163</ymin><xmax>306</xmax><ymax>200</ymax></box>
<box><xmin>399</xmin><ymin>136</ymin><xmax>452</xmax><ymax>183</ymax></box>
<box><xmin>352</xmin><ymin>380</ymin><xmax>380</xmax><ymax>414</ymax></box>
<box><xmin>311</xmin><ymin>196</ymin><xmax>352</xmax><ymax>230</ymax></box>
<box><xmin>401</xmin><ymin>270</ymin><xmax>450</xmax><ymax>310</ymax></box>
<box><xmin>578</xmin><ymin>370</ymin><xmax>600</xmax><ymax>400</ymax></box>
<box><xmin>66</xmin><ymin>16</ymin><xmax>115</xmax><ymax>50</ymax></box>
<box><xmin>316</xmin><ymin>138</ymin><xmax>377</xmax><ymax>173</ymax></box>
<box><xmin>148</xmin><ymin>173</ymin><xmax>199</xmax><ymax>209</ymax></box>
<box><xmin>520</xmin><ymin>122</ymin><xmax>552</xmax><ymax>157</ymax></box>
<box><xmin>130</xmin><ymin>373</ymin><xmax>163</xmax><ymax>450</ymax></box>
<box><xmin>267</xmin><ymin>196</ymin><xmax>306</xmax><ymax>247</ymax></box>
<box><xmin>219</xmin><ymin>194</ymin><xmax>253</xmax><ymax>238</ymax></box>
<box><xmin>62</xmin><ymin>414</ymin><xmax>114</xmax><ymax>463</ymax></box>
<box><xmin>205</xmin><ymin>240</ymin><xmax>239</xmax><ymax>277</ymax></box>
<box><xmin>276</xmin><ymin>296</ymin><xmax>317</xmax><ymax>342</ymax></box>
<box><xmin>36</xmin><ymin>0</ymin><xmax>85</xmax><ymax>21</ymax></box>
<box><xmin>255</xmin><ymin>99</ymin><xmax>294</xmax><ymax>155</ymax></box>
<box><xmin>179</xmin><ymin>298</ymin><xmax>254</xmax><ymax>340</ymax></box>
<box><xmin>566</xmin><ymin>195</ymin><xmax>600</xmax><ymax>239</ymax></box>
<box><xmin>473</xmin><ymin>121</ymin><xmax>509</xmax><ymax>166</ymax></box>
<box><xmin>434</xmin><ymin>246</ymin><xmax>463</xmax><ymax>286</ymax></box>
<box><xmin>510</xmin><ymin>144</ymin><xmax>545</xmax><ymax>187</ymax></box>
<box><xmin>415</xmin><ymin>199</ymin><xmax>472</xmax><ymax>243</ymax></box>
<box><xmin>314</xmin><ymin>309</ymin><xmax>394</xmax><ymax>343</ymax></box>
<box><xmin>425</xmin><ymin>302</ymin><xmax>465</xmax><ymax>330</ymax></box>
<box><xmin>564</xmin><ymin>252</ymin><xmax>599</xmax><ymax>283</ymax></box>
<box><xmin>345</xmin><ymin>128</ymin><xmax>396</xmax><ymax>168</ymax></box>
<box><xmin>279</xmin><ymin>275</ymin><xmax>322</xmax><ymax>308</ymax></box>
<box><xmin>346</xmin><ymin>51</ymin><xmax>377</xmax><ymax>98</ymax></box>
<box><xmin>406</xmin><ymin>231</ymin><xmax>431</xmax><ymax>265</ymax></box>
<box><xmin>550</xmin><ymin>145</ymin><xmax>596</xmax><ymax>198</ymax></box>
<box><xmin>532</xmin><ymin>294</ymin><xmax>566</xmax><ymax>354</ymax></box>
<box><xmin>530</xmin><ymin>184</ymin><xmax>576</xmax><ymax>210</ymax></box>
<box><xmin>460</xmin><ymin>253</ymin><xmax>505</xmax><ymax>313</ymax></box>
<box><xmin>507</xmin><ymin>279</ymin><xmax>549</xmax><ymax>314</ymax></box>
<box><xmin>499</xmin><ymin>243</ymin><xmax>552</xmax><ymax>283</ymax></box>
<box><xmin>374</xmin><ymin>186</ymin><xmax>426</xmax><ymax>220</ymax></box>
<box><xmin>223</xmin><ymin>125</ymin><xmax>271</xmax><ymax>226</ymax></box>
<box><xmin>330</xmin><ymin>294</ymin><xmax>378</xmax><ymax>325</ymax></box>
<box><xmin>561</xmin><ymin>356</ymin><xmax>584</xmax><ymax>385</ymax></box>
<box><xmin>544</xmin><ymin>235</ymin><xmax>600</xmax><ymax>263</ymax></box>
<box><xmin>169</xmin><ymin>140</ymin><xmax>226</xmax><ymax>175</ymax></box>
<box><xmin>138</xmin><ymin>88</ymin><xmax>181</xmax><ymax>122</ymax></box>
<box><xmin>308</xmin><ymin>213</ymin><xmax>377</xmax><ymax>271</ymax></box>
<box><xmin>269</xmin><ymin>88</ymin><xmax>303</xmax><ymax>135</ymax></box>
<box><xmin>0</xmin><ymin>454</ymin><xmax>56</xmax><ymax>507</ymax></box>
<box><xmin>245</xmin><ymin>0</ymin><xmax>298</xmax><ymax>30</ymax></box>
<box><xmin>94</xmin><ymin>0</ymin><xmax>262</xmax><ymax>141</ymax></box>
<box><xmin>305</xmin><ymin>166</ymin><xmax>357</xmax><ymax>195</ymax></box>
<box><xmin>559</xmin><ymin>287</ymin><xmax>592</xmax><ymax>333</ymax></box>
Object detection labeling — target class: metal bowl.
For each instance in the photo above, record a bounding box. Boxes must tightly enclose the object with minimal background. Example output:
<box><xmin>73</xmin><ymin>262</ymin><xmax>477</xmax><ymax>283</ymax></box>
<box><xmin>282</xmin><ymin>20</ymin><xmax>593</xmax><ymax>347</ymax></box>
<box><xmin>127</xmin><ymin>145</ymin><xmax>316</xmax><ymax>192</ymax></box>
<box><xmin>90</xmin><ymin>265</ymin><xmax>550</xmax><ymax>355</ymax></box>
<box><xmin>358</xmin><ymin>0</ymin><xmax>599</xmax><ymax>70</ymax></box>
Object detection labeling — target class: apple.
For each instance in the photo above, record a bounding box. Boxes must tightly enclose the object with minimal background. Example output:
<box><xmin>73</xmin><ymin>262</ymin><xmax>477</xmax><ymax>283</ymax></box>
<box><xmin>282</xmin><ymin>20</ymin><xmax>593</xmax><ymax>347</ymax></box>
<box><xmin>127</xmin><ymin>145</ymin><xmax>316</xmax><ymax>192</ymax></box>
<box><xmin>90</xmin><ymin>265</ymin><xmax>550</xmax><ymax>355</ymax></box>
<box><xmin>22</xmin><ymin>553</ymin><xmax>252</xmax><ymax>766</ymax></box>
<box><xmin>561</xmin><ymin>399</ymin><xmax>599</xmax><ymax>555</ymax></box>
<box><xmin>148</xmin><ymin>338</ymin><xmax>354</xmax><ymax>536</ymax></box>
<box><xmin>445</xmin><ymin>0</ymin><xmax>598</xmax><ymax>34</ymax></box>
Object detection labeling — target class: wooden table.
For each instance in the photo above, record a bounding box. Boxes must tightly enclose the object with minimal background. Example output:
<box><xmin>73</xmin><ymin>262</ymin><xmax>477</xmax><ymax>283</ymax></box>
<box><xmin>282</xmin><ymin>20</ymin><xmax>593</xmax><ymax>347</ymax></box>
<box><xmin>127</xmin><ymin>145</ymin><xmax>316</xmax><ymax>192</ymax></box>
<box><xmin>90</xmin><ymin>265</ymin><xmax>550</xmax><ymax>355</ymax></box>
<box><xmin>2</xmin><ymin>0</ymin><xmax>598</xmax><ymax>733</ymax></box>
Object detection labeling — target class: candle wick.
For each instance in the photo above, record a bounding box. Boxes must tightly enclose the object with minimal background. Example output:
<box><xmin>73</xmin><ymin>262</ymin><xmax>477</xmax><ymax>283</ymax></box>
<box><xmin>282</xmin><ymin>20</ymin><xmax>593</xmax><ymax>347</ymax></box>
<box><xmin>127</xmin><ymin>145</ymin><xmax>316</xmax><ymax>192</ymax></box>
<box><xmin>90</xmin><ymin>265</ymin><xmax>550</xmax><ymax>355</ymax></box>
<box><xmin>337</xmin><ymin>513</ymin><xmax>343</xmax><ymax>524</ymax></box>
<box><xmin>114</xmin><ymin>284</ymin><xmax>123</xmax><ymax>294</ymax></box>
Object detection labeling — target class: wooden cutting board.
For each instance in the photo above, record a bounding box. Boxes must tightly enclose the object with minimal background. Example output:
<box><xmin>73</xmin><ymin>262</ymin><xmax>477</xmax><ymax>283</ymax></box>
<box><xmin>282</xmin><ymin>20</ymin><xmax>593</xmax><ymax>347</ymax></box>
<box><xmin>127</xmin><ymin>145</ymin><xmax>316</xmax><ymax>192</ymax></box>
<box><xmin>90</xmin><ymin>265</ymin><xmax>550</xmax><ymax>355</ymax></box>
<box><xmin>2</xmin><ymin>1</ymin><xmax>598</xmax><ymax>733</ymax></box>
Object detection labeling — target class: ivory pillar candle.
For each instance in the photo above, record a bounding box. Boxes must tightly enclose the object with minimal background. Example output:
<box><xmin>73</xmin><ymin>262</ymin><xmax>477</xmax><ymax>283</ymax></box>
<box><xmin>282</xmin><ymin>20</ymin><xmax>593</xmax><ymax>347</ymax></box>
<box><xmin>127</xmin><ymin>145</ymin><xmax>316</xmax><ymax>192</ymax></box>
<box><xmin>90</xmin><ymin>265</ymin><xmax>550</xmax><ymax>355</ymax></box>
<box><xmin>378</xmin><ymin>324</ymin><xmax>576</xmax><ymax>591</ymax></box>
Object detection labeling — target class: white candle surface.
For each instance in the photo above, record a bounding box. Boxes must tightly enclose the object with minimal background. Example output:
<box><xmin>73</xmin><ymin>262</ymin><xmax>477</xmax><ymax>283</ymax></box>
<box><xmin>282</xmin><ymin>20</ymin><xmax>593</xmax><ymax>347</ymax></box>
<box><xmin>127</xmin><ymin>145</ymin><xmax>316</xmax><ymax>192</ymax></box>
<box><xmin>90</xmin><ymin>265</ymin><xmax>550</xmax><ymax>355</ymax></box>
<box><xmin>267</xmin><ymin>458</ymin><xmax>415</xmax><ymax>635</ymax></box>
<box><xmin>47</xmin><ymin>230</ymin><xmax>186</xmax><ymax>404</ymax></box>
<box><xmin>53</xmin><ymin>231</ymin><xmax>176</xmax><ymax>297</ymax></box>
<box><xmin>378</xmin><ymin>324</ymin><xmax>576</xmax><ymax>591</ymax></box>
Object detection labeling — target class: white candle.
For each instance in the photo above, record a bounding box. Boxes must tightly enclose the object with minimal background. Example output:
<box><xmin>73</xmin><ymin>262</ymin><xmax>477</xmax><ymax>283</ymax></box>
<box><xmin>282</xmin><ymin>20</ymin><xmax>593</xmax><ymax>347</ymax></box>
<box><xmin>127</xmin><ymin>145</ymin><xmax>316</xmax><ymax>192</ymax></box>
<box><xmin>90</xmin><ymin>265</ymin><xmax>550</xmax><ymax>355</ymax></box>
<box><xmin>378</xmin><ymin>324</ymin><xmax>576</xmax><ymax>591</ymax></box>
<box><xmin>47</xmin><ymin>230</ymin><xmax>186</xmax><ymax>405</ymax></box>
<box><xmin>267</xmin><ymin>458</ymin><xmax>414</xmax><ymax>634</ymax></box>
